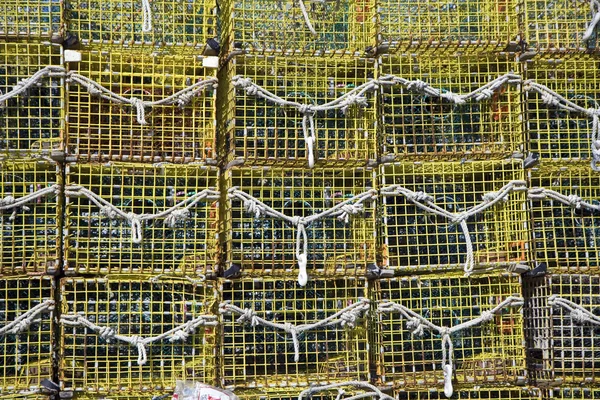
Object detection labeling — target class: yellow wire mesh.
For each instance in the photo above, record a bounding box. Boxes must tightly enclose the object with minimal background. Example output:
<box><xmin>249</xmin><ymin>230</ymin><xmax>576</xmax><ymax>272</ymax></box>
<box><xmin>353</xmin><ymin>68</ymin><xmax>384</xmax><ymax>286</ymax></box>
<box><xmin>64</xmin><ymin>163</ymin><xmax>220</xmax><ymax>276</ymax></box>
<box><xmin>59</xmin><ymin>276</ymin><xmax>218</xmax><ymax>394</ymax></box>
<box><xmin>372</xmin><ymin>273</ymin><xmax>525</xmax><ymax>389</ymax></box>
<box><xmin>220</xmin><ymin>277</ymin><xmax>369</xmax><ymax>388</ymax></box>
<box><xmin>523</xmin><ymin>274</ymin><xmax>600</xmax><ymax>386</ymax></box>
<box><xmin>64</xmin><ymin>0</ymin><xmax>217</xmax><ymax>54</ymax></box>
<box><xmin>236</xmin><ymin>387</ymin><xmax>393</xmax><ymax>400</ymax></box>
<box><xmin>0</xmin><ymin>161</ymin><xmax>61</xmax><ymax>275</ymax></box>
<box><xmin>65</xmin><ymin>50</ymin><xmax>217</xmax><ymax>164</ymax></box>
<box><xmin>379</xmin><ymin>55</ymin><xmax>522</xmax><ymax>161</ymax></box>
<box><xmin>379</xmin><ymin>161</ymin><xmax>528</xmax><ymax>274</ymax></box>
<box><xmin>546</xmin><ymin>388</ymin><xmax>600</xmax><ymax>399</ymax></box>
<box><xmin>0</xmin><ymin>395</ymin><xmax>49</xmax><ymax>400</ymax></box>
<box><xmin>377</xmin><ymin>0</ymin><xmax>519</xmax><ymax>54</ymax></box>
<box><xmin>0</xmin><ymin>276</ymin><xmax>54</xmax><ymax>395</ymax></box>
<box><xmin>394</xmin><ymin>388</ymin><xmax>542</xmax><ymax>399</ymax></box>
<box><xmin>0</xmin><ymin>42</ymin><xmax>63</xmax><ymax>158</ymax></box>
<box><xmin>0</xmin><ymin>0</ymin><xmax>62</xmax><ymax>40</ymax></box>
<box><xmin>524</xmin><ymin>55</ymin><xmax>600</xmax><ymax>164</ymax></box>
<box><xmin>220</xmin><ymin>0</ymin><xmax>375</xmax><ymax>56</ymax></box>
<box><xmin>223</xmin><ymin>166</ymin><xmax>376</xmax><ymax>277</ymax></box>
<box><xmin>220</xmin><ymin>55</ymin><xmax>377</xmax><ymax>168</ymax></box>
<box><xmin>69</xmin><ymin>396</ymin><xmax>167</xmax><ymax>400</ymax></box>
<box><xmin>529</xmin><ymin>164</ymin><xmax>600</xmax><ymax>272</ymax></box>
<box><xmin>521</xmin><ymin>0</ymin><xmax>600</xmax><ymax>52</ymax></box>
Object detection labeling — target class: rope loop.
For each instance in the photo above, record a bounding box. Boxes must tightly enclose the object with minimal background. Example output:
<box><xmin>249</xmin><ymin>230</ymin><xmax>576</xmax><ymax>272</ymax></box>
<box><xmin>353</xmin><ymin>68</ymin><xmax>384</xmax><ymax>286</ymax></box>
<box><xmin>243</xmin><ymin>197</ymin><xmax>265</xmax><ymax>218</ymax></box>
<box><xmin>299</xmin><ymin>104</ymin><xmax>315</xmax><ymax>115</ymax></box>
<box><xmin>406</xmin><ymin>317</ymin><xmax>425</xmax><ymax>337</ymax></box>
<box><xmin>130</xmin><ymin>97</ymin><xmax>148</xmax><ymax>125</ymax></box>
<box><xmin>337</xmin><ymin>203</ymin><xmax>364</xmax><ymax>224</ymax></box>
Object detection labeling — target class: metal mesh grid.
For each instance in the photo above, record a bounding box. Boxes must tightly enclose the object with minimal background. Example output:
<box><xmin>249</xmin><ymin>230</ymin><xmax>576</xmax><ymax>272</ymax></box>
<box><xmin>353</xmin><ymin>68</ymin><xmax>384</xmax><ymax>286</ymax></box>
<box><xmin>64</xmin><ymin>0</ymin><xmax>217</xmax><ymax>53</ymax></box>
<box><xmin>65</xmin><ymin>50</ymin><xmax>217</xmax><ymax>163</ymax></box>
<box><xmin>0</xmin><ymin>395</ymin><xmax>49</xmax><ymax>400</ymax></box>
<box><xmin>0</xmin><ymin>0</ymin><xmax>62</xmax><ymax>40</ymax></box>
<box><xmin>379</xmin><ymin>55</ymin><xmax>522</xmax><ymax>161</ymax></box>
<box><xmin>59</xmin><ymin>276</ymin><xmax>218</xmax><ymax>393</ymax></box>
<box><xmin>372</xmin><ymin>273</ymin><xmax>525</xmax><ymax>388</ymax></box>
<box><xmin>523</xmin><ymin>274</ymin><xmax>600</xmax><ymax>385</ymax></box>
<box><xmin>220</xmin><ymin>277</ymin><xmax>369</xmax><ymax>388</ymax></box>
<box><xmin>0</xmin><ymin>42</ymin><xmax>63</xmax><ymax>158</ymax></box>
<box><xmin>0</xmin><ymin>276</ymin><xmax>54</xmax><ymax>394</ymax></box>
<box><xmin>377</xmin><ymin>0</ymin><xmax>519</xmax><ymax>54</ymax></box>
<box><xmin>220</xmin><ymin>55</ymin><xmax>377</xmax><ymax>168</ymax></box>
<box><xmin>521</xmin><ymin>0</ymin><xmax>600</xmax><ymax>52</ymax></box>
<box><xmin>529</xmin><ymin>164</ymin><xmax>600</xmax><ymax>272</ymax></box>
<box><xmin>379</xmin><ymin>161</ymin><xmax>528</xmax><ymax>274</ymax></box>
<box><xmin>547</xmin><ymin>388</ymin><xmax>600</xmax><ymax>399</ymax></box>
<box><xmin>524</xmin><ymin>55</ymin><xmax>600</xmax><ymax>163</ymax></box>
<box><xmin>236</xmin><ymin>387</ymin><xmax>392</xmax><ymax>400</ymax></box>
<box><xmin>223</xmin><ymin>166</ymin><xmax>376</xmax><ymax>277</ymax></box>
<box><xmin>64</xmin><ymin>163</ymin><xmax>220</xmax><ymax>276</ymax></box>
<box><xmin>394</xmin><ymin>388</ymin><xmax>542</xmax><ymax>399</ymax></box>
<box><xmin>220</xmin><ymin>0</ymin><xmax>375</xmax><ymax>56</ymax></box>
<box><xmin>0</xmin><ymin>161</ymin><xmax>61</xmax><ymax>275</ymax></box>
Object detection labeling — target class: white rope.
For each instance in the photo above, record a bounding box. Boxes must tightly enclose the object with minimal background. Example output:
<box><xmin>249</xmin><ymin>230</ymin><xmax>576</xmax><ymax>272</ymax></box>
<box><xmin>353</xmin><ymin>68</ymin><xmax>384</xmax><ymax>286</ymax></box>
<box><xmin>148</xmin><ymin>274</ymin><xmax>207</xmax><ymax>285</ymax></box>
<box><xmin>297</xmin><ymin>382</ymin><xmax>394</xmax><ymax>400</ymax></box>
<box><xmin>377</xmin><ymin>296</ymin><xmax>523</xmax><ymax>398</ymax></box>
<box><xmin>380</xmin><ymin>180</ymin><xmax>527</xmax><ymax>276</ymax></box>
<box><xmin>524</xmin><ymin>81</ymin><xmax>600</xmax><ymax>170</ymax></box>
<box><xmin>0</xmin><ymin>300</ymin><xmax>55</xmax><ymax>336</ymax></box>
<box><xmin>0</xmin><ymin>184</ymin><xmax>61</xmax><ymax>222</ymax></box>
<box><xmin>65</xmin><ymin>185</ymin><xmax>220</xmax><ymax>244</ymax></box>
<box><xmin>583</xmin><ymin>0</ymin><xmax>600</xmax><ymax>41</ymax></box>
<box><xmin>228</xmin><ymin>187</ymin><xmax>377</xmax><ymax>285</ymax></box>
<box><xmin>231</xmin><ymin>75</ymin><xmax>379</xmax><ymax>168</ymax></box>
<box><xmin>548</xmin><ymin>295</ymin><xmax>600</xmax><ymax>326</ymax></box>
<box><xmin>297</xmin><ymin>0</ymin><xmax>317</xmax><ymax>35</ymax></box>
<box><xmin>0</xmin><ymin>66</ymin><xmax>65</xmax><ymax>107</ymax></box>
<box><xmin>141</xmin><ymin>0</ymin><xmax>153</xmax><ymax>32</ymax></box>
<box><xmin>219</xmin><ymin>298</ymin><xmax>370</xmax><ymax>362</ymax></box>
<box><xmin>60</xmin><ymin>313</ymin><xmax>218</xmax><ymax>366</ymax></box>
<box><xmin>66</xmin><ymin>72</ymin><xmax>218</xmax><ymax>125</ymax></box>
<box><xmin>528</xmin><ymin>187</ymin><xmax>600</xmax><ymax>212</ymax></box>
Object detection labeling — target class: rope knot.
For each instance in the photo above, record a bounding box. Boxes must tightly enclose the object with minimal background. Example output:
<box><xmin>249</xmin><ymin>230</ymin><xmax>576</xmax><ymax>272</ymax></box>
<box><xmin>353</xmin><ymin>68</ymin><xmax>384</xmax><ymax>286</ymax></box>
<box><xmin>443</xmin><ymin>92</ymin><xmax>466</xmax><ymax>104</ymax></box>
<box><xmin>570</xmin><ymin>309</ymin><xmax>589</xmax><ymax>324</ymax></box>
<box><xmin>541</xmin><ymin>92</ymin><xmax>561</xmax><ymax>107</ymax></box>
<box><xmin>86</xmin><ymin>85</ymin><xmax>102</xmax><ymax>97</ymax></box>
<box><xmin>164</xmin><ymin>208</ymin><xmax>191</xmax><ymax>227</ymax></box>
<box><xmin>298</xmin><ymin>104</ymin><xmax>315</xmax><ymax>114</ymax></box>
<box><xmin>411</xmin><ymin>191</ymin><xmax>433</xmax><ymax>203</ymax></box>
<box><xmin>100</xmin><ymin>206</ymin><xmax>119</xmax><ymax>219</ymax></box>
<box><xmin>0</xmin><ymin>195</ymin><xmax>16</xmax><ymax>207</ymax></box>
<box><xmin>450</xmin><ymin>213</ymin><xmax>468</xmax><ymax>225</ymax></box>
<box><xmin>340</xmin><ymin>94</ymin><xmax>369</xmax><ymax>114</ymax></box>
<box><xmin>176</xmin><ymin>91</ymin><xmax>195</xmax><ymax>107</ymax></box>
<box><xmin>98</xmin><ymin>326</ymin><xmax>116</xmax><ymax>340</ymax></box>
<box><xmin>130</xmin><ymin>97</ymin><xmax>148</xmax><ymax>125</ymax></box>
<box><xmin>169</xmin><ymin>328</ymin><xmax>191</xmax><ymax>342</ymax></box>
<box><xmin>129</xmin><ymin>335</ymin><xmax>144</xmax><ymax>346</ymax></box>
<box><xmin>291</xmin><ymin>215</ymin><xmax>305</xmax><ymax>226</ymax></box>
<box><xmin>479</xmin><ymin>310</ymin><xmax>494</xmax><ymax>323</ymax></box>
<box><xmin>233</xmin><ymin>76</ymin><xmax>253</xmax><ymax>89</ymax></box>
<box><xmin>12</xmin><ymin>78</ymin><xmax>30</xmax><ymax>92</ymax></box>
<box><xmin>337</xmin><ymin>203</ymin><xmax>364</xmax><ymax>224</ymax></box>
<box><xmin>406</xmin><ymin>79</ymin><xmax>428</xmax><ymax>92</ymax></box>
<box><xmin>482</xmin><ymin>191</ymin><xmax>508</xmax><ymax>203</ymax></box>
<box><xmin>406</xmin><ymin>317</ymin><xmax>425</xmax><ymax>337</ymax></box>
<box><xmin>475</xmin><ymin>88</ymin><xmax>495</xmax><ymax>101</ymax></box>
<box><xmin>8</xmin><ymin>318</ymin><xmax>35</xmax><ymax>334</ymax></box>
<box><xmin>243</xmin><ymin>197</ymin><xmax>265</xmax><ymax>218</ymax></box>
<box><xmin>567</xmin><ymin>194</ymin><xmax>583</xmax><ymax>209</ymax></box>
<box><xmin>237</xmin><ymin>308</ymin><xmax>259</xmax><ymax>326</ymax></box>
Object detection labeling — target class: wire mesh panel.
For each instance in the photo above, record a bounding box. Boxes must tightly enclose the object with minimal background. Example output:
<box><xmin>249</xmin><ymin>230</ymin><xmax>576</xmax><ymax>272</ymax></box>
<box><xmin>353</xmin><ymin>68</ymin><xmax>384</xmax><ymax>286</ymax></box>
<box><xmin>373</xmin><ymin>273</ymin><xmax>526</xmax><ymax>389</ymax></box>
<box><xmin>0</xmin><ymin>276</ymin><xmax>54</xmax><ymax>395</ymax></box>
<box><xmin>547</xmin><ymin>388</ymin><xmax>600</xmax><ymax>399</ymax></box>
<box><xmin>64</xmin><ymin>0</ymin><xmax>217</xmax><ymax>54</ymax></box>
<box><xmin>523</xmin><ymin>274</ymin><xmax>600</xmax><ymax>385</ymax></box>
<box><xmin>59</xmin><ymin>276</ymin><xmax>218</xmax><ymax>394</ymax></box>
<box><xmin>223</xmin><ymin>166</ymin><xmax>376</xmax><ymax>279</ymax></box>
<box><xmin>379</xmin><ymin>55</ymin><xmax>522</xmax><ymax>161</ymax></box>
<box><xmin>236</xmin><ymin>385</ymin><xmax>393</xmax><ymax>400</ymax></box>
<box><xmin>65</xmin><ymin>50</ymin><xmax>218</xmax><ymax>163</ymax></box>
<box><xmin>220</xmin><ymin>0</ymin><xmax>375</xmax><ymax>56</ymax></box>
<box><xmin>379</xmin><ymin>161</ymin><xmax>528</xmax><ymax>274</ymax></box>
<box><xmin>394</xmin><ymin>388</ymin><xmax>542</xmax><ymax>399</ymax></box>
<box><xmin>529</xmin><ymin>164</ymin><xmax>600</xmax><ymax>272</ymax></box>
<box><xmin>377</xmin><ymin>0</ymin><xmax>519</xmax><ymax>54</ymax></box>
<box><xmin>524</xmin><ymin>55</ymin><xmax>600</xmax><ymax>165</ymax></box>
<box><xmin>0</xmin><ymin>395</ymin><xmax>49</xmax><ymax>400</ymax></box>
<box><xmin>64</xmin><ymin>163</ymin><xmax>220</xmax><ymax>276</ymax></box>
<box><xmin>0</xmin><ymin>0</ymin><xmax>62</xmax><ymax>40</ymax></box>
<box><xmin>521</xmin><ymin>0</ymin><xmax>600</xmax><ymax>52</ymax></box>
<box><xmin>0</xmin><ymin>161</ymin><xmax>61</xmax><ymax>275</ymax></box>
<box><xmin>220</xmin><ymin>55</ymin><xmax>377</xmax><ymax>168</ymax></box>
<box><xmin>220</xmin><ymin>277</ymin><xmax>369</xmax><ymax>388</ymax></box>
<box><xmin>0</xmin><ymin>43</ymin><xmax>63</xmax><ymax>158</ymax></box>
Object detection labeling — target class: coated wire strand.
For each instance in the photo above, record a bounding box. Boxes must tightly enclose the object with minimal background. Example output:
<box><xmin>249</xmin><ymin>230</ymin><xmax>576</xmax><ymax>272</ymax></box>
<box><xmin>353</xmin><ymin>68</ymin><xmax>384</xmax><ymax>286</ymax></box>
<box><xmin>297</xmin><ymin>381</ymin><xmax>394</xmax><ymax>400</ymax></box>
<box><xmin>0</xmin><ymin>300</ymin><xmax>55</xmax><ymax>336</ymax></box>
<box><xmin>377</xmin><ymin>296</ymin><xmax>524</xmax><ymax>398</ymax></box>
<box><xmin>228</xmin><ymin>187</ymin><xmax>377</xmax><ymax>286</ymax></box>
<box><xmin>380</xmin><ymin>180</ymin><xmax>528</xmax><ymax>276</ymax></box>
<box><xmin>60</xmin><ymin>313</ymin><xmax>219</xmax><ymax>366</ymax></box>
<box><xmin>548</xmin><ymin>295</ymin><xmax>600</xmax><ymax>325</ymax></box>
<box><xmin>219</xmin><ymin>298</ymin><xmax>370</xmax><ymax>362</ymax></box>
<box><xmin>64</xmin><ymin>185</ymin><xmax>220</xmax><ymax>244</ymax></box>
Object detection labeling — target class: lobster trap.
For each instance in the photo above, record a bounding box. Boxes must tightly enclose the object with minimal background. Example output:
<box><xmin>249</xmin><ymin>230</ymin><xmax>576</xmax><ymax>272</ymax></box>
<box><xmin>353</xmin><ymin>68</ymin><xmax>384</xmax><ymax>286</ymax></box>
<box><xmin>372</xmin><ymin>273</ymin><xmax>526</xmax><ymax>391</ymax></box>
<box><xmin>379</xmin><ymin>55</ymin><xmax>522</xmax><ymax>162</ymax></box>
<box><xmin>379</xmin><ymin>161</ymin><xmax>528</xmax><ymax>275</ymax></box>
<box><xmin>220</xmin><ymin>0</ymin><xmax>375</xmax><ymax>56</ymax></box>
<box><xmin>521</xmin><ymin>0</ymin><xmax>600</xmax><ymax>52</ymax></box>
<box><xmin>394</xmin><ymin>388</ymin><xmax>542</xmax><ymax>399</ymax></box>
<box><xmin>0</xmin><ymin>42</ymin><xmax>64</xmax><ymax>158</ymax></box>
<box><xmin>0</xmin><ymin>0</ymin><xmax>62</xmax><ymax>40</ymax></box>
<box><xmin>59</xmin><ymin>276</ymin><xmax>218</xmax><ymax>394</ymax></box>
<box><xmin>0</xmin><ymin>160</ymin><xmax>61</xmax><ymax>275</ymax></box>
<box><xmin>0</xmin><ymin>276</ymin><xmax>54</xmax><ymax>395</ymax></box>
<box><xmin>235</xmin><ymin>384</ymin><xmax>393</xmax><ymax>400</ymax></box>
<box><xmin>377</xmin><ymin>0</ymin><xmax>519</xmax><ymax>54</ymax></box>
<box><xmin>64</xmin><ymin>0</ymin><xmax>217</xmax><ymax>54</ymax></box>
<box><xmin>64</xmin><ymin>163</ymin><xmax>220</xmax><ymax>276</ymax></box>
<box><xmin>223</xmin><ymin>166</ymin><xmax>376</xmax><ymax>280</ymax></box>
<box><xmin>523</xmin><ymin>274</ymin><xmax>600</xmax><ymax>386</ymax></box>
<box><xmin>219</xmin><ymin>277</ymin><xmax>369</xmax><ymax>388</ymax></box>
<box><xmin>528</xmin><ymin>164</ymin><xmax>600</xmax><ymax>272</ymax></box>
<box><xmin>524</xmin><ymin>55</ymin><xmax>600</xmax><ymax>165</ymax></box>
<box><xmin>220</xmin><ymin>55</ymin><xmax>377</xmax><ymax>168</ymax></box>
<box><xmin>65</xmin><ymin>50</ymin><xmax>218</xmax><ymax>164</ymax></box>
<box><xmin>546</xmin><ymin>388</ymin><xmax>600</xmax><ymax>399</ymax></box>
